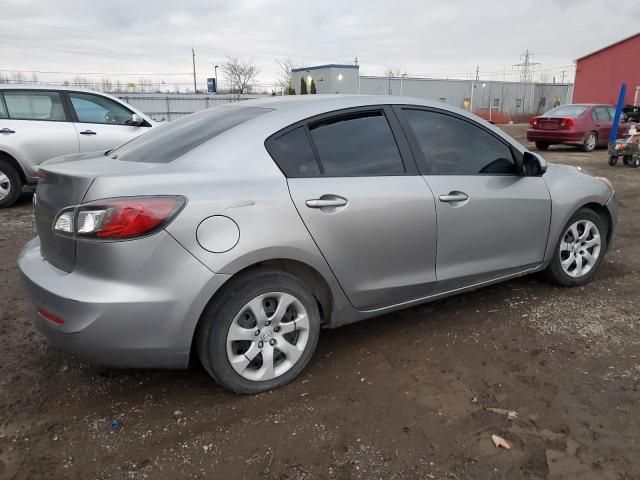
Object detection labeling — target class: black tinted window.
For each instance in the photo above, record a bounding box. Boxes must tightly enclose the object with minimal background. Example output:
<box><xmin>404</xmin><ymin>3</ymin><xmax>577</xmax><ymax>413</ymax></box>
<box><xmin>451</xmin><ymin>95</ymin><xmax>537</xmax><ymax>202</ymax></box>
<box><xmin>0</xmin><ymin>96</ymin><xmax>7</xmax><ymax>119</ymax></box>
<box><xmin>267</xmin><ymin>127</ymin><xmax>320</xmax><ymax>177</ymax></box>
<box><xmin>309</xmin><ymin>112</ymin><xmax>404</xmax><ymax>176</ymax></box>
<box><xmin>111</xmin><ymin>106</ymin><xmax>271</xmax><ymax>163</ymax></box>
<box><xmin>403</xmin><ymin>109</ymin><xmax>518</xmax><ymax>175</ymax></box>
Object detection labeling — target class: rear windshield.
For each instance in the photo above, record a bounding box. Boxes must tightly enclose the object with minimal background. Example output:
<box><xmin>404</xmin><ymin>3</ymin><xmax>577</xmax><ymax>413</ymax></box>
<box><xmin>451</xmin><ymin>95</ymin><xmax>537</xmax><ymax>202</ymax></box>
<box><xmin>110</xmin><ymin>106</ymin><xmax>271</xmax><ymax>163</ymax></box>
<box><xmin>543</xmin><ymin>105</ymin><xmax>588</xmax><ymax>118</ymax></box>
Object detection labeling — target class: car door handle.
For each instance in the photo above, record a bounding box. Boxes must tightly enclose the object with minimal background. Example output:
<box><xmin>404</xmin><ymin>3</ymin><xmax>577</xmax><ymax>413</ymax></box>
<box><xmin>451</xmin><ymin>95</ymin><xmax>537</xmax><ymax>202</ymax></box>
<box><xmin>0</xmin><ymin>128</ymin><xmax>15</xmax><ymax>134</ymax></box>
<box><xmin>79</xmin><ymin>130</ymin><xmax>97</xmax><ymax>135</ymax></box>
<box><xmin>439</xmin><ymin>192</ymin><xmax>469</xmax><ymax>203</ymax></box>
<box><xmin>305</xmin><ymin>197</ymin><xmax>348</xmax><ymax>208</ymax></box>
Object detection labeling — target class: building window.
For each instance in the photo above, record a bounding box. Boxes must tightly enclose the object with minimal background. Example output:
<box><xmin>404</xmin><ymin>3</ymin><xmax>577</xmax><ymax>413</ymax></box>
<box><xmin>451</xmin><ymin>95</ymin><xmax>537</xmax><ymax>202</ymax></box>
<box><xmin>493</xmin><ymin>98</ymin><xmax>500</xmax><ymax>108</ymax></box>
<box><xmin>515</xmin><ymin>98</ymin><xmax>522</xmax><ymax>108</ymax></box>
<box><xmin>439</xmin><ymin>97</ymin><xmax>446</xmax><ymax>103</ymax></box>
<box><xmin>539</xmin><ymin>97</ymin><xmax>546</xmax><ymax>107</ymax></box>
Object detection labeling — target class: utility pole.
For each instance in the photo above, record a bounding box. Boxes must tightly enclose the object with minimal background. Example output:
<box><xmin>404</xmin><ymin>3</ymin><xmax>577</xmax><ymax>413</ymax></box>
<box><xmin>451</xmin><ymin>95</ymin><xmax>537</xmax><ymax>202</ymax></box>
<box><xmin>560</xmin><ymin>70</ymin><xmax>566</xmax><ymax>84</ymax></box>
<box><xmin>475</xmin><ymin>65</ymin><xmax>479</xmax><ymax>81</ymax></box>
<box><xmin>354</xmin><ymin>56</ymin><xmax>358</xmax><ymax>66</ymax></box>
<box><xmin>192</xmin><ymin>47</ymin><xmax>197</xmax><ymax>93</ymax></box>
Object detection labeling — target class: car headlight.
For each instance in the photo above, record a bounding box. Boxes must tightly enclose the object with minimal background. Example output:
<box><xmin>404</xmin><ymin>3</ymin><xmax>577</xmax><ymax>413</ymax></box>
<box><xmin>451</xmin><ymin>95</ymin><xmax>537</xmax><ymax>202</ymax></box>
<box><xmin>595</xmin><ymin>176</ymin><xmax>613</xmax><ymax>190</ymax></box>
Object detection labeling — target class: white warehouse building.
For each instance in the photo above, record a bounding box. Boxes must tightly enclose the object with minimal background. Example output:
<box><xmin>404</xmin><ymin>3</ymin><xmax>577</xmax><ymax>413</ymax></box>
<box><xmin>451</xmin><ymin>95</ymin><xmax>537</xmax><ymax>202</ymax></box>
<box><xmin>291</xmin><ymin>64</ymin><xmax>573</xmax><ymax>118</ymax></box>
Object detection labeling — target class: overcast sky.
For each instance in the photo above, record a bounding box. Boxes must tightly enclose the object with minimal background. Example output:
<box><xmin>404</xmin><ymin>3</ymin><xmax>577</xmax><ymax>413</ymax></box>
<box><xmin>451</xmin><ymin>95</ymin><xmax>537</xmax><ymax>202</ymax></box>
<box><xmin>1</xmin><ymin>0</ymin><xmax>638</xmax><ymax>91</ymax></box>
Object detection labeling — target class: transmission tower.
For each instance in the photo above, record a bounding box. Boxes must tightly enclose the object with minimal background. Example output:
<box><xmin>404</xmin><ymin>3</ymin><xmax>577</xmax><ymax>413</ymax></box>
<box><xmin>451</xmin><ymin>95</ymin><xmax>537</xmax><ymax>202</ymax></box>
<box><xmin>513</xmin><ymin>50</ymin><xmax>541</xmax><ymax>83</ymax></box>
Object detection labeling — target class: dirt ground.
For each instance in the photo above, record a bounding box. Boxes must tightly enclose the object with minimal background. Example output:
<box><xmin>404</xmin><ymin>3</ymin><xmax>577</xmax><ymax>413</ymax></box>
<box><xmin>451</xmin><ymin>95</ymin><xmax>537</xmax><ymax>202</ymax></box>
<box><xmin>1</xmin><ymin>124</ymin><xmax>639</xmax><ymax>479</ymax></box>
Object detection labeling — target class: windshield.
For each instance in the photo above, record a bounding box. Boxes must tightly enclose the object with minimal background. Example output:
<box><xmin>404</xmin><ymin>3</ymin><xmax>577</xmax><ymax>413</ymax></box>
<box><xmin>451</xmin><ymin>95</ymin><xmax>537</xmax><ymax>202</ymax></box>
<box><xmin>543</xmin><ymin>105</ymin><xmax>588</xmax><ymax>118</ymax></box>
<box><xmin>110</xmin><ymin>106</ymin><xmax>271</xmax><ymax>163</ymax></box>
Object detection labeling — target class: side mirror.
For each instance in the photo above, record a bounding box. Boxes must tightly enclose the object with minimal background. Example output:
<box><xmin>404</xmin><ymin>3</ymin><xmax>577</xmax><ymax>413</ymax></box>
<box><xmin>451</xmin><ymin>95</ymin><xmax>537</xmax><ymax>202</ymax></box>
<box><xmin>130</xmin><ymin>113</ymin><xmax>144</xmax><ymax>126</ymax></box>
<box><xmin>522</xmin><ymin>151</ymin><xmax>547</xmax><ymax>176</ymax></box>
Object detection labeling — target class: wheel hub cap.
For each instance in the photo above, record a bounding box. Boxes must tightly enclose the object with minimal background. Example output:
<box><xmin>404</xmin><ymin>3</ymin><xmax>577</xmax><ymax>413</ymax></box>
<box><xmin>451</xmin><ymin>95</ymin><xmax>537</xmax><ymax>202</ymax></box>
<box><xmin>559</xmin><ymin>219</ymin><xmax>601</xmax><ymax>278</ymax></box>
<box><xmin>225</xmin><ymin>292</ymin><xmax>310</xmax><ymax>382</ymax></box>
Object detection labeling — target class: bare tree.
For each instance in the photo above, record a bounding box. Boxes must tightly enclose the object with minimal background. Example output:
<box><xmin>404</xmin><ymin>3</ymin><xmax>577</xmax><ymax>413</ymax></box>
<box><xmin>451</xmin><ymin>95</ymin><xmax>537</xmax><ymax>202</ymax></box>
<box><xmin>100</xmin><ymin>77</ymin><xmax>113</xmax><ymax>92</ymax></box>
<box><xmin>11</xmin><ymin>71</ymin><xmax>26</xmax><ymax>83</ymax></box>
<box><xmin>276</xmin><ymin>58</ymin><xmax>301</xmax><ymax>95</ymax></box>
<box><xmin>221</xmin><ymin>56</ymin><xmax>259</xmax><ymax>95</ymax></box>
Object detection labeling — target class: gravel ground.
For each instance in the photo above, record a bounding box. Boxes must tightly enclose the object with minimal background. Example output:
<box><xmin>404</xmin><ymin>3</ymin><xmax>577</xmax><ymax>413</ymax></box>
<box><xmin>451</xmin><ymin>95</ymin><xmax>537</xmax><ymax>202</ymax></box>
<box><xmin>0</xmin><ymin>124</ymin><xmax>638</xmax><ymax>479</ymax></box>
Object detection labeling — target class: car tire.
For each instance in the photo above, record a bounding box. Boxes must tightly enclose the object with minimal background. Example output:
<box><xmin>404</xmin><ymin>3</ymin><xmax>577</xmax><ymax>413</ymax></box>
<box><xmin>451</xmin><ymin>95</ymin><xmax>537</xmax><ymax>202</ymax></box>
<box><xmin>0</xmin><ymin>159</ymin><xmax>22</xmax><ymax>209</ymax></box>
<box><xmin>608</xmin><ymin>155</ymin><xmax>618</xmax><ymax>166</ymax></box>
<box><xmin>535</xmin><ymin>142</ymin><xmax>550</xmax><ymax>151</ymax></box>
<box><xmin>543</xmin><ymin>208</ymin><xmax>607</xmax><ymax>287</ymax></box>
<box><xmin>622</xmin><ymin>155</ymin><xmax>632</xmax><ymax>166</ymax></box>
<box><xmin>196</xmin><ymin>270</ymin><xmax>321</xmax><ymax>394</ymax></box>
<box><xmin>582</xmin><ymin>132</ymin><xmax>597</xmax><ymax>152</ymax></box>
<box><xmin>632</xmin><ymin>157</ymin><xmax>640</xmax><ymax>168</ymax></box>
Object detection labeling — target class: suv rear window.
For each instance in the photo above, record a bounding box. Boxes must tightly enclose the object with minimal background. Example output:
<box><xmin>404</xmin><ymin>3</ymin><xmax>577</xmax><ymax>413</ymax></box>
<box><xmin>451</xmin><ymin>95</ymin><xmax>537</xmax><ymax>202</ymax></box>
<box><xmin>110</xmin><ymin>106</ymin><xmax>271</xmax><ymax>163</ymax></box>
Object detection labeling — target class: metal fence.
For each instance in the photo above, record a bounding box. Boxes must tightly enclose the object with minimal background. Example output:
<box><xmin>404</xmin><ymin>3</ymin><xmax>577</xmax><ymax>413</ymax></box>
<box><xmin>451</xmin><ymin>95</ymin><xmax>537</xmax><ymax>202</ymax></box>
<box><xmin>113</xmin><ymin>93</ymin><xmax>263</xmax><ymax>122</ymax></box>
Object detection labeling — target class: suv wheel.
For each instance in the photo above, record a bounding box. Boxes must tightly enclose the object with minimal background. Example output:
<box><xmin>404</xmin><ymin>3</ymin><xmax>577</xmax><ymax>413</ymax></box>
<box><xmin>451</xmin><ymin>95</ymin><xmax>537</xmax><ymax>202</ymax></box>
<box><xmin>0</xmin><ymin>159</ymin><xmax>22</xmax><ymax>208</ymax></box>
<box><xmin>582</xmin><ymin>132</ymin><xmax>597</xmax><ymax>152</ymax></box>
<box><xmin>543</xmin><ymin>208</ymin><xmax>607</xmax><ymax>287</ymax></box>
<box><xmin>197</xmin><ymin>270</ymin><xmax>321</xmax><ymax>394</ymax></box>
<box><xmin>535</xmin><ymin>142</ymin><xmax>550</xmax><ymax>151</ymax></box>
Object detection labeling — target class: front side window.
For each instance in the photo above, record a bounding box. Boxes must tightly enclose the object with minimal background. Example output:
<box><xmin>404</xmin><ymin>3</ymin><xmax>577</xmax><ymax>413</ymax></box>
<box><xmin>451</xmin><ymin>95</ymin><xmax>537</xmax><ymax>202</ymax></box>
<box><xmin>3</xmin><ymin>91</ymin><xmax>66</xmax><ymax>121</ymax></box>
<box><xmin>402</xmin><ymin>109</ymin><xmax>518</xmax><ymax>175</ymax></box>
<box><xmin>308</xmin><ymin>111</ymin><xmax>404</xmax><ymax>176</ymax></box>
<box><xmin>0</xmin><ymin>97</ymin><xmax>7</xmax><ymax>119</ymax></box>
<box><xmin>266</xmin><ymin>127</ymin><xmax>321</xmax><ymax>177</ymax></box>
<box><xmin>607</xmin><ymin>107</ymin><xmax>617</xmax><ymax>119</ymax></box>
<box><xmin>69</xmin><ymin>93</ymin><xmax>134</xmax><ymax>125</ymax></box>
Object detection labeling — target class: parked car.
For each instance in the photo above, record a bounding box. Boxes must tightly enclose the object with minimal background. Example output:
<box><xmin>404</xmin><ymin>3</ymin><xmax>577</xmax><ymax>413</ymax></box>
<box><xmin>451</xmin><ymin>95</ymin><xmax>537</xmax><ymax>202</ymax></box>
<box><xmin>19</xmin><ymin>96</ymin><xmax>617</xmax><ymax>394</ymax></box>
<box><xmin>527</xmin><ymin>103</ymin><xmax>628</xmax><ymax>152</ymax></box>
<box><xmin>0</xmin><ymin>85</ymin><xmax>154</xmax><ymax>208</ymax></box>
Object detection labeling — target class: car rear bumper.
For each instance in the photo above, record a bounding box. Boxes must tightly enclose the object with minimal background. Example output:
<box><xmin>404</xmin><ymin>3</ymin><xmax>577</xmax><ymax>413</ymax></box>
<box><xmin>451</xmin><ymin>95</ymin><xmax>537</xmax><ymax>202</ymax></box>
<box><xmin>526</xmin><ymin>129</ymin><xmax>586</xmax><ymax>144</ymax></box>
<box><xmin>18</xmin><ymin>234</ymin><xmax>228</xmax><ymax>369</ymax></box>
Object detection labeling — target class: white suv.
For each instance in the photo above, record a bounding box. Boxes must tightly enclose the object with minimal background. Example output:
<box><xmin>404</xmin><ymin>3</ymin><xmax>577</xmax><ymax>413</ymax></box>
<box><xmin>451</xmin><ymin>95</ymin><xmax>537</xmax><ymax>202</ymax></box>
<box><xmin>0</xmin><ymin>85</ymin><xmax>154</xmax><ymax>207</ymax></box>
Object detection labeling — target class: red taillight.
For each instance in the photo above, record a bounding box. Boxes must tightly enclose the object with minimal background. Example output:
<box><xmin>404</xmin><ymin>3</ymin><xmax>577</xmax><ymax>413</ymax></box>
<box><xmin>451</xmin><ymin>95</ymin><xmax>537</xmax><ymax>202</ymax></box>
<box><xmin>529</xmin><ymin>117</ymin><xmax>538</xmax><ymax>128</ymax></box>
<box><xmin>559</xmin><ymin>118</ymin><xmax>576</xmax><ymax>129</ymax></box>
<box><xmin>37</xmin><ymin>308</ymin><xmax>64</xmax><ymax>325</ymax></box>
<box><xmin>53</xmin><ymin>196</ymin><xmax>186</xmax><ymax>240</ymax></box>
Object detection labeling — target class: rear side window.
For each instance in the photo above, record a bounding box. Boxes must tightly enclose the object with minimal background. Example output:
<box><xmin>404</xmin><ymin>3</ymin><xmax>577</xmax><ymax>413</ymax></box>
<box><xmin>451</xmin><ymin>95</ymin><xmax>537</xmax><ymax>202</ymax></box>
<box><xmin>402</xmin><ymin>109</ymin><xmax>518</xmax><ymax>175</ymax></box>
<box><xmin>308</xmin><ymin>111</ymin><xmax>405</xmax><ymax>176</ymax></box>
<box><xmin>111</xmin><ymin>106</ymin><xmax>271</xmax><ymax>163</ymax></box>
<box><xmin>592</xmin><ymin>106</ymin><xmax>611</xmax><ymax>121</ymax></box>
<box><xmin>266</xmin><ymin>127</ymin><xmax>321</xmax><ymax>177</ymax></box>
<box><xmin>3</xmin><ymin>91</ymin><xmax>66</xmax><ymax>121</ymax></box>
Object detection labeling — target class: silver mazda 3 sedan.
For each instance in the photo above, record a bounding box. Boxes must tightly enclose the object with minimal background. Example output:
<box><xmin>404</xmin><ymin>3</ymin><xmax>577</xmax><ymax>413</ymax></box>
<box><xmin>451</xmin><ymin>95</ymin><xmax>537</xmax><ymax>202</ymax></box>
<box><xmin>18</xmin><ymin>96</ymin><xmax>618</xmax><ymax>394</ymax></box>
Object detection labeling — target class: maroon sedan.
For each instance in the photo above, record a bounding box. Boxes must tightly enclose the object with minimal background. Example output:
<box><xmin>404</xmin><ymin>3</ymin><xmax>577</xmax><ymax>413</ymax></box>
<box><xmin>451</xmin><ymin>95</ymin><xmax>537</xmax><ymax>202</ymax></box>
<box><xmin>527</xmin><ymin>104</ymin><xmax>624</xmax><ymax>152</ymax></box>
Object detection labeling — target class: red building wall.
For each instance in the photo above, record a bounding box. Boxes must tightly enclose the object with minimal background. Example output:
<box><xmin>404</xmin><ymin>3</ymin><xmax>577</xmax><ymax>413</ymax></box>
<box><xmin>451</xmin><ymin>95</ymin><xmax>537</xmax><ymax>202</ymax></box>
<box><xmin>573</xmin><ymin>33</ymin><xmax>640</xmax><ymax>105</ymax></box>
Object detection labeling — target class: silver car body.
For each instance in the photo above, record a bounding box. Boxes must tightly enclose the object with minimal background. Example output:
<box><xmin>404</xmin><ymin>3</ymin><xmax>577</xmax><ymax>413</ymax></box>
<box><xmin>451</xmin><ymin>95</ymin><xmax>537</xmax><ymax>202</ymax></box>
<box><xmin>18</xmin><ymin>95</ymin><xmax>617</xmax><ymax>369</ymax></box>
<box><xmin>0</xmin><ymin>84</ymin><xmax>154</xmax><ymax>183</ymax></box>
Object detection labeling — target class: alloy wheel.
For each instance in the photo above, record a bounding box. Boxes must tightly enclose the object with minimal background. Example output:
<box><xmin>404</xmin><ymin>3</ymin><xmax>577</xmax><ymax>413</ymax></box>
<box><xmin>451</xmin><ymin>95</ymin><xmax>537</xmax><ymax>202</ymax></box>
<box><xmin>226</xmin><ymin>292</ymin><xmax>310</xmax><ymax>382</ymax></box>
<box><xmin>0</xmin><ymin>171</ymin><xmax>11</xmax><ymax>200</ymax></box>
<box><xmin>585</xmin><ymin>133</ymin><xmax>596</xmax><ymax>151</ymax></box>
<box><xmin>559</xmin><ymin>219</ymin><xmax>601</xmax><ymax>278</ymax></box>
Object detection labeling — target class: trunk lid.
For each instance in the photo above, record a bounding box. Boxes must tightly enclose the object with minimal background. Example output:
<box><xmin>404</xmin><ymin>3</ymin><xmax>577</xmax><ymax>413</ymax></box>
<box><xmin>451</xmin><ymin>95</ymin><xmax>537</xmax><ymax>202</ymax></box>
<box><xmin>35</xmin><ymin>152</ymin><xmax>156</xmax><ymax>272</ymax></box>
<box><xmin>536</xmin><ymin>117</ymin><xmax>562</xmax><ymax>130</ymax></box>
